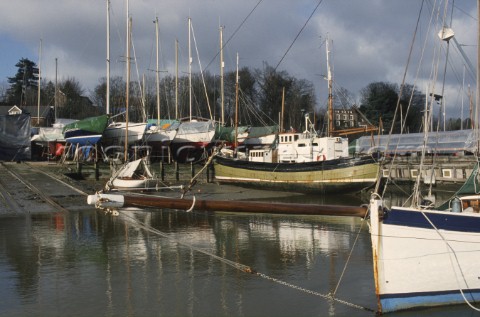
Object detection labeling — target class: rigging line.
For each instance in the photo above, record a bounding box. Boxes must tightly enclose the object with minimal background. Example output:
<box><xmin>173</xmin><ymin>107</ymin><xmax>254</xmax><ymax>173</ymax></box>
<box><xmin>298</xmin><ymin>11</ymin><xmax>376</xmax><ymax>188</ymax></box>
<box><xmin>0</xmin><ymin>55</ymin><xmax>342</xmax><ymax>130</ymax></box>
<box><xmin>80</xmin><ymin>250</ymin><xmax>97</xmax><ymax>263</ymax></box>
<box><xmin>274</xmin><ymin>0</ymin><xmax>324</xmax><ymax>72</ymax></box>
<box><xmin>419</xmin><ymin>210</ymin><xmax>480</xmax><ymax>312</ymax></box>
<box><xmin>204</xmin><ymin>0</ymin><xmax>264</xmax><ymax>71</ymax></box>
<box><xmin>376</xmin><ymin>0</ymin><xmax>427</xmax><ymax>197</ymax></box>
<box><xmin>332</xmin><ymin>211</ymin><xmax>369</xmax><ymax>296</ymax></box>
<box><xmin>190</xmin><ymin>21</ymin><xmax>213</xmax><ymax>120</ymax></box>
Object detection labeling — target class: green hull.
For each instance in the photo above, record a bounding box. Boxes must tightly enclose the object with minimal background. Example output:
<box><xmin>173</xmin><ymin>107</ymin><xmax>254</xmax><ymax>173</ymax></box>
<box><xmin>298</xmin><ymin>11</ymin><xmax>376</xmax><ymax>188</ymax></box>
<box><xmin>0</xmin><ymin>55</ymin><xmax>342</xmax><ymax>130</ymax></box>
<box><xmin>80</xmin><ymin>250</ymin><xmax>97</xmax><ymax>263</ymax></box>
<box><xmin>214</xmin><ymin>156</ymin><xmax>379</xmax><ymax>193</ymax></box>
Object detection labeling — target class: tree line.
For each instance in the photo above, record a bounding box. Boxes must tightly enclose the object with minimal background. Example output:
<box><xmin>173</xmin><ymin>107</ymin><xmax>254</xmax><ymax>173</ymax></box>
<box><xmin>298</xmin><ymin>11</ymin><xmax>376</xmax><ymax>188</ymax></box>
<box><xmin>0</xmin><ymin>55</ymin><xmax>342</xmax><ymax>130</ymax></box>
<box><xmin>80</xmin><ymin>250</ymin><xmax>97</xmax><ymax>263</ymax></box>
<box><xmin>1</xmin><ymin>57</ymin><xmax>469</xmax><ymax>135</ymax></box>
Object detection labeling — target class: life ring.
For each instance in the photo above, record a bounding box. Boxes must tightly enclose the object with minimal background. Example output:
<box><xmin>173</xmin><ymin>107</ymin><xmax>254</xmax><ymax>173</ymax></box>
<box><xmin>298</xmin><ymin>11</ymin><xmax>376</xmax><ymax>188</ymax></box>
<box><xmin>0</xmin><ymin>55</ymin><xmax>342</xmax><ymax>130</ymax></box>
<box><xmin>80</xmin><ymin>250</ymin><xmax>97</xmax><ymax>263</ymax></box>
<box><xmin>316</xmin><ymin>155</ymin><xmax>325</xmax><ymax>161</ymax></box>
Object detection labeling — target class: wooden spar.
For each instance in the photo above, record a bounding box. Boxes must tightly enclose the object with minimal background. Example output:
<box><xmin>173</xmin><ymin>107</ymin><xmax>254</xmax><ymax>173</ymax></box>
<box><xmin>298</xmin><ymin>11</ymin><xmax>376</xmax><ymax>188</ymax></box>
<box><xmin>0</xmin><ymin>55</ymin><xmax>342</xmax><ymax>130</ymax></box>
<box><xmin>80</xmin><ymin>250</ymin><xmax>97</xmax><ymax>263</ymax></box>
<box><xmin>88</xmin><ymin>193</ymin><xmax>368</xmax><ymax>217</ymax></box>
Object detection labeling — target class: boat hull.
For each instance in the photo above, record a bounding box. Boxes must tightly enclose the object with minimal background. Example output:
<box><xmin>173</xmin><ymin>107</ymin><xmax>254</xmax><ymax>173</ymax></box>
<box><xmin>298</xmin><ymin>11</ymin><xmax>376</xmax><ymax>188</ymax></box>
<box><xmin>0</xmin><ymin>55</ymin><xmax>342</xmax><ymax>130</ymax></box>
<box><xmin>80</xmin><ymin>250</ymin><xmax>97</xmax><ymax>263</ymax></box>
<box><xmin>102</xmin><ymin>122</ymin><xmax>147</xmax><ymax>146</ymax></box>
<box><xmin>369</xmin><ymin>199</ymin><xmax>480</xmax><ymax>313</ymax></box>
<box><xmin>63</xmin><ymin>114</ymin><xmax>109</xmax><ymax>146</ymax></box>
<box><xmin>213</xmin><ymin>155</ymin><xmax>379</xmax><ymax>193</ymax></box>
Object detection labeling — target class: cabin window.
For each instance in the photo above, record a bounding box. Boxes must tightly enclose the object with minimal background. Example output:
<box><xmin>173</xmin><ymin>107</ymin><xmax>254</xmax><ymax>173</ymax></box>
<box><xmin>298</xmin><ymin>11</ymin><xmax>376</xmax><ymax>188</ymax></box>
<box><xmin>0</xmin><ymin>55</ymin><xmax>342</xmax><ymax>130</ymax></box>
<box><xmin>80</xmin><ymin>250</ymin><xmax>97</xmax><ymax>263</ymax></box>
<box><xmin>410</xmin><ymin>170</ymin><xmax>419</xmax><ymax>178</ymax></box>
<box><xmin>312</xmin><ymin>143</ymin><xmax>318</xmax><ymax>146</ymax></box>
<box><xmin>442</xmin><ymin>169</ymin><xmax>452</xmax><ymax>178</ymax></box>
<box><xmin>294</xmin><ymin>135</ymin><xmax>299</xmax><ymax>141</ymax></box>
<box><xmin>298</xmin><ymin>143</ymin><xmax>306</xmax><ymax>147</ymax></box>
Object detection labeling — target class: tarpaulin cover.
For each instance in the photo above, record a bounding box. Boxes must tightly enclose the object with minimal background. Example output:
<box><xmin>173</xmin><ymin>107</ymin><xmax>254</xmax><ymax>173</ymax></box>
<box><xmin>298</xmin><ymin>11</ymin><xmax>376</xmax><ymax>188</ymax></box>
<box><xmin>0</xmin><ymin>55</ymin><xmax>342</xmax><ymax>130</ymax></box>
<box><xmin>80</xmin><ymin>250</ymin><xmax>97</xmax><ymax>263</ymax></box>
<box><xmin>353</xmin><ymin>129</ymin><xmax>477</xmax><ymax>155</ymax></box>
<box><xmin>0</xmin><ymin>114</ymin><xmax>31</xmax><ymax>161</ymax></box>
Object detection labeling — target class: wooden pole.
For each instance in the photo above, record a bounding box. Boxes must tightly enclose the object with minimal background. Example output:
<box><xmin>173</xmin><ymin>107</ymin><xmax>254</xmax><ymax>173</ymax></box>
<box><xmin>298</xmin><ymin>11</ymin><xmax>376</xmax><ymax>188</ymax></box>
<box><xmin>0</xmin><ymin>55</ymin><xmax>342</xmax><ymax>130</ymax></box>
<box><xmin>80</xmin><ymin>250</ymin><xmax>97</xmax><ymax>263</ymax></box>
<box><xmin>120</xmin><ymin>195</ymin><xmax>368</xmax><ymax>218</ymax></box>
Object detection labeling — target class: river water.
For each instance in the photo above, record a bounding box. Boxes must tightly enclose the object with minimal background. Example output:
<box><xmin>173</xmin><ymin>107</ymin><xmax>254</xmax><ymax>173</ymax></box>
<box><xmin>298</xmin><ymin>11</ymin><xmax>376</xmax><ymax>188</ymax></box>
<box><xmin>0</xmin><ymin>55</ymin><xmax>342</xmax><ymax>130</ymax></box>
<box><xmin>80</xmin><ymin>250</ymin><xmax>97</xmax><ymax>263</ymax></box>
<box><xmin>0</xmin><ymin>186</ymin><xmax>477</xmax><ymax>316</ymax></box>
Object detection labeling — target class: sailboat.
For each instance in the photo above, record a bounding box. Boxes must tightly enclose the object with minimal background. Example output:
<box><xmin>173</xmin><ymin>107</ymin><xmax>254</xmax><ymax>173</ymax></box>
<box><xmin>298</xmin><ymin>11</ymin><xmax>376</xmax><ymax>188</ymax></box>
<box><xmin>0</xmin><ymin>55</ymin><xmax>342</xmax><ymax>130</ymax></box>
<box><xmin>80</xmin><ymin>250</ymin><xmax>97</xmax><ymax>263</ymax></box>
<box><xmin>101</xmin><ymin>0</ymin><xmax>147</xmax><ymax>150</ymax></box>
<box><xmin>104</xmin><ymin>4</ymin><xmax>155</xmax><ymax>190</ymax></box>
<box><xmin>143</xmin><ymin>17</ymin><xmax>178</xmax><ymax>160</ymax></box>
<box><xmin>169</xmin><ymin>17</ymin><xmax>216</xmax><ymax>163</ymax></box>
<box><xmin>367</xmin><ymin>2</ymin><xmax>480</xmax><ymax>312</ymax></box>
<box><xmin>213</xmin><ymin>39</ymin><xmax>380</xmax><ymax>193</ymax></box>
<box><xmin>62</xmin><ymin>114</ymin><xmax>109</xmax><ymax>146</ymax></box>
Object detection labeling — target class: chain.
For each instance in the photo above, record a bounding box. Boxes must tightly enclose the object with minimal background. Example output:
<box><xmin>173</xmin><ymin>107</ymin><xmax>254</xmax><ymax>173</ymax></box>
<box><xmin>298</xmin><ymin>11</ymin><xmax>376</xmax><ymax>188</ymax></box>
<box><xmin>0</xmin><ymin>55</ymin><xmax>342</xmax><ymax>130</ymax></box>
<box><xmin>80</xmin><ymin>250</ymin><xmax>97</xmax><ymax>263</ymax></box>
<box><xmin>255</xmin><ymin>272</ymin><xmax>375</xmax><ymax>312</ymax></box>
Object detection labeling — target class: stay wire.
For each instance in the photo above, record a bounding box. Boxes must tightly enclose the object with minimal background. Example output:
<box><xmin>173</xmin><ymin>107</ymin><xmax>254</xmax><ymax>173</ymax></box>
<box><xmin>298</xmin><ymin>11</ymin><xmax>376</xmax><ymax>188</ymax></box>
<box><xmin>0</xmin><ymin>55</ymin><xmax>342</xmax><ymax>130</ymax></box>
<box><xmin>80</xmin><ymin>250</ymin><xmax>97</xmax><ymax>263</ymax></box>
<box><xmin>274</xmin><ymin>0</ymin><xmax>324</xmax><ymax>72</ymax></box>
<box><xmin>204</xmin><ymin>0</ymin><xmax>264</xmax><ymax>71</ymax></box>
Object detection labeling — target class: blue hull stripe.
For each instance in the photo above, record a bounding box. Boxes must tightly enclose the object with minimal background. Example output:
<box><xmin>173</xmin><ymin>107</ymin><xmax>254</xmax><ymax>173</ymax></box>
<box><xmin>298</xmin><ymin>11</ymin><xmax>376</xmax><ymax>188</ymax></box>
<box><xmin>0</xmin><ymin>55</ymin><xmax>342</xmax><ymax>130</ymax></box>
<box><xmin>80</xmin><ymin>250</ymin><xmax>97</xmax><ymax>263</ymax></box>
<box><xmin>380</xmin><ymin>289</ymin><xmax>480</xmax><ymax>312</ymax></box>
<box><xmin>383</xmin><ymin>208</ymin><xmax>480</xmax><ymax>233</ymax></box>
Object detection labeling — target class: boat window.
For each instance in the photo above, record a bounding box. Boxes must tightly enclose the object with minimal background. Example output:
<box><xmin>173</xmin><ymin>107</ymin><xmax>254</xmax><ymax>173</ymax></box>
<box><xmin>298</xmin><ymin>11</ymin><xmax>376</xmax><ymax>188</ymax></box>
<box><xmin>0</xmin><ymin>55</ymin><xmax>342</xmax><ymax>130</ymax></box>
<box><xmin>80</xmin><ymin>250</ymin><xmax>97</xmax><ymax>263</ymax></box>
<box><xmin>298</xmin><ymin>143</ymin><xmax>306</xmax><ymax>147</ymax></box>
<box><xmin>294</xmin><ymin>135</ymin><xmax>299</xmax><ymax>141</ymax></box>
<box><xmin>462</xmin><ymin>200</ymin><xmax>480</xmax><ymax>212</ymax></box>
<box><xmin>312</xmin><ymin>143</ymin><xmax>318</xmax><ymax>146</ymax></box>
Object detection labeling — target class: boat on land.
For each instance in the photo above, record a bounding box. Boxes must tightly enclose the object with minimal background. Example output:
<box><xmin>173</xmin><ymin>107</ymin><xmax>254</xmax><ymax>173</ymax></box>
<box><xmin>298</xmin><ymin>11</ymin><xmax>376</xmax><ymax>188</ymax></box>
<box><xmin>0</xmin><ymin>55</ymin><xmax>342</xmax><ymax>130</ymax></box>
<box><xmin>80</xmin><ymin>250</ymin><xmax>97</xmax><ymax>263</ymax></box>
<box><xmin>170</xmin><ymin>117</ymin><xmax>216</xmax><ymax>163</ymax></box>
<box><xmin>62</xmin><ymin>114</ymin><xmax>109</xmax><ymax>146</ymax></box>
<box><xmin>106</xmin><ymin>158</ymin><xmax>156</xmax><ymax>190</ymax></box>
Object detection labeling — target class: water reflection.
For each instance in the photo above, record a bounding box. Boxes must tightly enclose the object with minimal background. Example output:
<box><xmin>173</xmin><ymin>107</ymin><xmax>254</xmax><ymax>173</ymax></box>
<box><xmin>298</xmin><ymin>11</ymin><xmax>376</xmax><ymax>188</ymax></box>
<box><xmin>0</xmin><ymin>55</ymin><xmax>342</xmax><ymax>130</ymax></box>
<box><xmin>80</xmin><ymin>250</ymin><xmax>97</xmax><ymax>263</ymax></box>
<box><xmin>0</xmin><ymin>190</ymin><xmax>473</xmax><ymax>316</ymax></box>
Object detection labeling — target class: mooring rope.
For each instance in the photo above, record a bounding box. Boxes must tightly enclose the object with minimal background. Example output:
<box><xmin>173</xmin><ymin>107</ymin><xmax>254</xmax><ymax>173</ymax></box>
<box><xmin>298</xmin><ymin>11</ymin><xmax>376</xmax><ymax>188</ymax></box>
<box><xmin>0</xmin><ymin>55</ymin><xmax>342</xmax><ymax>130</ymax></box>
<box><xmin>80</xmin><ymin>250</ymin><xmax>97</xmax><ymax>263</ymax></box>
<box><xmin>332</xmin><ymin>209</ymin><xmax>369</xmax><ymax>296</ymax></box>
<box><xmin>116</xmin><ymin>209</ymin><xmax>375</xmax><ymax>313</ymax></box>
<box><xmin>420</xmin><ymin>210</ymin><xmax>480</xmax><ymax>312</ymax></box>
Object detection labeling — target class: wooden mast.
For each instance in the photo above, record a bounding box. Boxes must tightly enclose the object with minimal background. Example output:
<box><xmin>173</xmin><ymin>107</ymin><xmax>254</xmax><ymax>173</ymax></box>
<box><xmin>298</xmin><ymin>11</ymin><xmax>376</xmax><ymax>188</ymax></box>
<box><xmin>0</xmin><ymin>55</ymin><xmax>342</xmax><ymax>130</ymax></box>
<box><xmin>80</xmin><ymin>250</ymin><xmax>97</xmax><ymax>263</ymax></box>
<box><xmin>155</xmin><ymin>16</ymin><xmax>160</xmax><ymax>126</ymax></box>
<box><xmin>175</xmin><ymin>39</ymin><xmax>179</xmax><ymax>120</ymax></box>
<box><xmin>234</xmin><ymin>53</ymin><xmax>239</xmax><ymax>151</ymax></box>
<box><xmin>37</xmin><ymin>39</ymin><xmax>42</xmax><ymax>126</ymax></box>
<box><xmin>106</xmin><ymin>0</ymin><xmax>110</xmax><ymax>115</ymax></box>
<box><xmin>124</xmin><ymin>2</ymin><xmax>131</xmax><ymax>162</ymax></box>
<box><xmin>220</xmin><ymin>25</ymin><xmax>225</xmax><ymax>126</ymax></box>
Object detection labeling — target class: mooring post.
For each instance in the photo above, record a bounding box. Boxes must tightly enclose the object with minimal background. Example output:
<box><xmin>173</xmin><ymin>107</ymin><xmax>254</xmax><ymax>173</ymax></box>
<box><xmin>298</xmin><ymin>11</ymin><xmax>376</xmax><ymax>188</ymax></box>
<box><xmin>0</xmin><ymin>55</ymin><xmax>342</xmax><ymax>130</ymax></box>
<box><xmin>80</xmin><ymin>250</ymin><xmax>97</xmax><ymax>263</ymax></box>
<box><xmin>77</xmin><ymin>161</ymin><xmax>82</xmax><ymax>176</ymax></box>
<box><xmin>94</xmin><ymin>144</ymin><xmax>99</xmax><ymax>181</ymax></box>
<box><xmin>191</xmin><ymin>162</ymin><xmax>195</xmax><ymax>178</ymax></box>
<box><xmin>175</xmin><ymin>161</ymin><xmax>179</xmax><ymax>181</ymax></box>
<box><xmin>160</xmin><ymin>161</ymin><xmax>165</xmax><ymax>181</ymax></box>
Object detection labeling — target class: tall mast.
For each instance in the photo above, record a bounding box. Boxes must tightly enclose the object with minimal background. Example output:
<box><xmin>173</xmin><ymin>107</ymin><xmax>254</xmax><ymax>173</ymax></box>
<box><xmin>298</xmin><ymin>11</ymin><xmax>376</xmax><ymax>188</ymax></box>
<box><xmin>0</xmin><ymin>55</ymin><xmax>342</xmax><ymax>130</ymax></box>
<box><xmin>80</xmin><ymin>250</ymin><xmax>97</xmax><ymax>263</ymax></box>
<box><xmin>476</xmin><ymin>0</ymin><xmax>480</xmax><ymax>153</ymax></box>
<box><xmin>124</xmin><ymin>1</ymin><xmax>131</xmax><ymax>162</ymax></box>
<box><xmin>106</xmin><ymin>0</ymin><xmax>110</xmax><ymax>115</ymax></box>
<box><xmin>220</xmin><ymin>25</ymin><xmax>225</xmax><ymax>126</ymax></box>
<box><xmin>188</xmin><ymin>17</ymin><xmax>192</xmax><ymax>121</ymax></box>
<box><xmin>37</xmin><ymin>39</ymin><xmax>42</xmax><ymax>126</ymax></box>
<box><xmin>326</xmin><ymin>36</ymin><xmax>334</xmax><ymax>137</ymax></box>
<box><xmin>55</xmin><ymin>58</ymin><xmax>58</xmax><ymax>120</ymax></box>
<box><xmin>175</xmin><ymin>39</ymin><xmax>179</xmax><ymax>120</ymax></box>
<box><xmin>155</xmin><ymin>17</ymin><xmax>160</xmax><ymax>126</ymax></box>
<box><xmin>234</xmin><ymin>53</ymin><xmax>239</xmax><ymax>150</ymax></box>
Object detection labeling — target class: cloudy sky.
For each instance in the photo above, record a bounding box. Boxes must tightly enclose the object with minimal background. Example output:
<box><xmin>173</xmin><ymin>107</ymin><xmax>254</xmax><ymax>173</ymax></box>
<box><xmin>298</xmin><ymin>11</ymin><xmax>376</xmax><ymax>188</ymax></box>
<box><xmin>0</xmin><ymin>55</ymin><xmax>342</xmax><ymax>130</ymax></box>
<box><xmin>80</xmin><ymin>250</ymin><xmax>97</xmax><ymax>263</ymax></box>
<box><xmin>0</xmin><ymin>0</ymin><xmax>477</xmax><ymax>118</ymax></box>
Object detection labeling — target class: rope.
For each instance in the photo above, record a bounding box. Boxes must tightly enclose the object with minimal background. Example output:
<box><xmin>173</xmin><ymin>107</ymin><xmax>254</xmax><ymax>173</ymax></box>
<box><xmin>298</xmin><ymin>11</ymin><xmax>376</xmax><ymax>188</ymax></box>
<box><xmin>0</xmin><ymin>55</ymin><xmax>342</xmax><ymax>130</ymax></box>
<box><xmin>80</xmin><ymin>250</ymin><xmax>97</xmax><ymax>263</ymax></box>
<box><xmin>420</xmin><ymin>210</ymin><xmax>480</xmax><ymax>312</ymax></box>
<box><xmin>332</xmin><ymin>209</ymin><xmax>369</xmax><ymax>296</ymax></box>
<box><xmin>181</xmin><ymin>147</ymin><xmax>219</xmax><ymax>198</ymax></box>
<box><xmin>116</xmin><ymin>209</ymin><xmax>376</xmax><ymax>313</ymax></box>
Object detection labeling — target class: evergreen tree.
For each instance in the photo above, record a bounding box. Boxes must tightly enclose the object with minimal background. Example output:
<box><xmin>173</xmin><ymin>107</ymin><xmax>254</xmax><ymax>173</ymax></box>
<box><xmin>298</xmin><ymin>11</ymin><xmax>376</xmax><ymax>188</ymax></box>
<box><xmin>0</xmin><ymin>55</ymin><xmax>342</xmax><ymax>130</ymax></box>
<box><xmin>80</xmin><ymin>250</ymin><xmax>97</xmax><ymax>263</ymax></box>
<box><xmin>6</xmin><ymin>58</ymin><xmax>39</xmax><ymax>106</ymax></box>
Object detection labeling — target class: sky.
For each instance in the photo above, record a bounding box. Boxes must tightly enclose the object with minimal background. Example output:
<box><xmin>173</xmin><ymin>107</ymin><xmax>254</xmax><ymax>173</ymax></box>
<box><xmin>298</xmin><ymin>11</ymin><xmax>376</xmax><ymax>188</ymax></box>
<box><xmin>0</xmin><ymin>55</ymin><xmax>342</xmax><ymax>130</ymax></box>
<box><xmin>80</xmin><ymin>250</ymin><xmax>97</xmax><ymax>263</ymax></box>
<box><xmin>0</xmin><ymin>0</ymin><xmax>477</xmax><ymax>119</ymax></box>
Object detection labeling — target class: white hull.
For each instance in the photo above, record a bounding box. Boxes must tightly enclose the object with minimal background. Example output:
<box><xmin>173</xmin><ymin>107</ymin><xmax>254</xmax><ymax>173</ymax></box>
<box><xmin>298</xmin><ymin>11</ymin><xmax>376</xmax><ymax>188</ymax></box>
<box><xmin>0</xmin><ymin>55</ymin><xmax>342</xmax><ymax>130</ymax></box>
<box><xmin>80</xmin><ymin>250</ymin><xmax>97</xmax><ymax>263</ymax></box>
<box><xmin>111</xmin><ymin>178</ymin><xmax>150</xmax><ymax>189</ymax></box>
<box><xmin>369</xmin><ymin>199</ymin><xmax>480</xmax><ymax>313</ymax></box>
<box><xmin>102</xmin><ymin>122</ymin><xmax>147</xmax><ymax>146</ymax></box>
<box><xmin>144</xmin><ymin>127</ymin><xmax>177</xmax><ymax>144</ymax></box>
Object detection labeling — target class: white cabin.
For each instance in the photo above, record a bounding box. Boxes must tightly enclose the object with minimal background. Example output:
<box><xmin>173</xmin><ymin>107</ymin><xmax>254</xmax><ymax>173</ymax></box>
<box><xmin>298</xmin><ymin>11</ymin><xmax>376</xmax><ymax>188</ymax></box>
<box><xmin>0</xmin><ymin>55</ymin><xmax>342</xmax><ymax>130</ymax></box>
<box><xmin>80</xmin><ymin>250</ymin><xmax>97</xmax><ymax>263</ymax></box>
<box><xmin>276</xmin><ymin>132</ymin><xmax>348</xmax><ymax>163</ymax></box>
